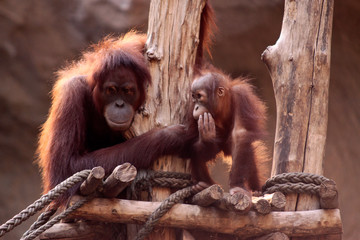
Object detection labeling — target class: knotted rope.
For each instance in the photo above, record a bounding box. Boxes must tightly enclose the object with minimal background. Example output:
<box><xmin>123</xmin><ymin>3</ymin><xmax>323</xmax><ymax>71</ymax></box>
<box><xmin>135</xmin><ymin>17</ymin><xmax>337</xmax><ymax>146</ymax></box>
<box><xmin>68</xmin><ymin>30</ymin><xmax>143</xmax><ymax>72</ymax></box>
<box><xmin>262</xmin><ymin>172</ymin><xmax>330</xmax><ymax>196</ymax></box>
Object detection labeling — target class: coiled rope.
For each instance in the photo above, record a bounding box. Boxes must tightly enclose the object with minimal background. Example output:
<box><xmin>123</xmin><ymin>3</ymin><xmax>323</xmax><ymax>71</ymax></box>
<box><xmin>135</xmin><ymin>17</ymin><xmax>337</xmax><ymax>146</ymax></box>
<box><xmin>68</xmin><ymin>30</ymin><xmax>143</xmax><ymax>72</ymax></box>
<box><xmin>262</xmin><ymin>172</ymin><xmax>330</xmax><ymax>196</ymax></box>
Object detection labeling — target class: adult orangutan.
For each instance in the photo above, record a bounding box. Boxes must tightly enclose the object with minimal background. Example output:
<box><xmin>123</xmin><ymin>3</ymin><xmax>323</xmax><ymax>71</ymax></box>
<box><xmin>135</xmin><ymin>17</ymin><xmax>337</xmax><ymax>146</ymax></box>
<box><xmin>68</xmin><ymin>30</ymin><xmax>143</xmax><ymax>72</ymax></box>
<box><xmin>37</xmin><ymin>32</ymin><xmax>187</xmax><ymax>205</ymax></box>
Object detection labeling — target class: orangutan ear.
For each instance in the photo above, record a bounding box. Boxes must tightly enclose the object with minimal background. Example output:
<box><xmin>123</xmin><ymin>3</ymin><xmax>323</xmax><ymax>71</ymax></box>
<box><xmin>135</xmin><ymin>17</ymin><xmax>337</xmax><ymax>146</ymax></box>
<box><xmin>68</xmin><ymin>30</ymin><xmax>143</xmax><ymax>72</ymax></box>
<box><xmin>217</xmin><ymin>87</ymin><xmax>225</xmax><ymax>97</ymax></box>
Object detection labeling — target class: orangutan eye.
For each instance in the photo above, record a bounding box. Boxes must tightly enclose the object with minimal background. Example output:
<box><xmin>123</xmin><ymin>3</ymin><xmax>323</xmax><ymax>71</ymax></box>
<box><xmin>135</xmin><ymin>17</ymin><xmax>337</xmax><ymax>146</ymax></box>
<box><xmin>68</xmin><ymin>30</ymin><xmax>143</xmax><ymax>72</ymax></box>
<box><xmin>106</xmin><ymin>86</ymin><xmax>117</xmax><ymax>95</ymax></box>
<box><xmin>123</xmin><ymin>87</ymin><xmax>134</xmax><ymax>95</ymax></box>
<box><xmin>192</xmin><ymin>93</ymin><xmax>202</xmax><ymax>99</ymax></box>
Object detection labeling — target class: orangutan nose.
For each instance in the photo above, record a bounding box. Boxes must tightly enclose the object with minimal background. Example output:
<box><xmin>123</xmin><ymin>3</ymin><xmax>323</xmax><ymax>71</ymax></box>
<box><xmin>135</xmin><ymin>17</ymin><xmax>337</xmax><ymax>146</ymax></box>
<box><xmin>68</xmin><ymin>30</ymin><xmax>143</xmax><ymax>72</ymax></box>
<box><xmin>115</xmin><ymin>100</ymin><xmax>125</xmax><ymax>108</ymax></box>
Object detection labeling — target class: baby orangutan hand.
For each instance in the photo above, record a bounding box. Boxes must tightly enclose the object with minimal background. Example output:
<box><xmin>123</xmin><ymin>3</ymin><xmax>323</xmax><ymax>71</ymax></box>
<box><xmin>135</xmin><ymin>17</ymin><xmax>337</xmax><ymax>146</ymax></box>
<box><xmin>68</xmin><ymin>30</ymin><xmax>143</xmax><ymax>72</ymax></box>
<box><xmin>198</xmin><ymin>112</ymin><xmax>216</xmax><ymax>143</ymax></box>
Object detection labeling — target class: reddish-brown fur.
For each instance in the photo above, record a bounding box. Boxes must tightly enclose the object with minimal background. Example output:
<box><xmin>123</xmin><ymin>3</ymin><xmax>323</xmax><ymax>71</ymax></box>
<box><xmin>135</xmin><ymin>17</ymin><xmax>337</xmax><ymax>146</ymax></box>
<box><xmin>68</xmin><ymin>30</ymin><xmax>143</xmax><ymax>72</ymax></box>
<box><xmin>37</xmin><ymin>32</ymin><xmax>189</xmax><ymax>206</ymax></box>
<box><xmin>37</xmin><ymin>2</ymin><xmax>267</xmax><ymax>210</ymax></box>
<box><xmin>37</xmin><ymin>4</ymin><xmax>216</xmax><ymax>207</ymax></box>
<box><xmin>188</xmin><ymin>68</ymin><xmax>269</xmax><ymax>192</ymax></box>
<box><xmin>186</xmin><ymin>3</ymin><xmax>269</xmax><ymax>193</ymax></box>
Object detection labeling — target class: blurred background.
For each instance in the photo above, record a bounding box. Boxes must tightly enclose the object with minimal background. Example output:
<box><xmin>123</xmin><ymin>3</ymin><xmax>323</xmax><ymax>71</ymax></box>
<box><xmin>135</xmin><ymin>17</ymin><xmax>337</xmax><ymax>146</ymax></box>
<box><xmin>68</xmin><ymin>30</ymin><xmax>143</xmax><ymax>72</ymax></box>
<box><xmin>0</xmin><ymin>0</ymin><xmax>359</xmax><ymax>239</ymax></box>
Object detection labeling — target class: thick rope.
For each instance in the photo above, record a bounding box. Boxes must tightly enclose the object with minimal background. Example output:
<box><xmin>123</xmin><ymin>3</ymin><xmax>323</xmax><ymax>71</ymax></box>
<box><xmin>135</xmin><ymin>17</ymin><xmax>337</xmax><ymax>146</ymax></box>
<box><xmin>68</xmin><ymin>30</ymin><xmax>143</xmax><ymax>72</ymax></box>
<box><xmin>263</xmin><ymin>172</ymin><xmax>329</xmax><ymax>189</ymax></box>
<box><xmin>152</xmin><ymin>171</ymin><xmax>192</xmax><ymax>180</ymax></box>
<box><xmin>152</xmin><ymin>177</ymin><xmax>193</xmax><ymax>188</ymax></box>
<box><xmin>134</xmin><ymin>170</ymin><xmax>192</xmax><ymax>188</ymax></box>
<box><xmin>21</xmin><ymin>196</ymin><xmax>92</xmax><ymax>240</ymax></box>
<box><xmin>264</xmin><ymin>182</ymin><xmax>320</xmax><ymax>195</ymax></box>
<box><xmin>0</xmin><ymin>169</ymin><xmax>91</xmax><ymax>238</ymax></box>
<box><xmin>136</xmin><ymin>182</ymin><xmax>207</xmax><ymax>240</ymax></box>
<box><xmin>130</xmin><ymin>170</ymin><xmax>193</xmax><ymax>200</ymax></box>
<box><xmin>21</xmin><ymin>206</ymin><xmax>57</xmax><ymax>239</ymax></box>
<box><xmin>262</xmin><ymin>172</ymin><xmax>330</xmax><ymax>195</ymax></box>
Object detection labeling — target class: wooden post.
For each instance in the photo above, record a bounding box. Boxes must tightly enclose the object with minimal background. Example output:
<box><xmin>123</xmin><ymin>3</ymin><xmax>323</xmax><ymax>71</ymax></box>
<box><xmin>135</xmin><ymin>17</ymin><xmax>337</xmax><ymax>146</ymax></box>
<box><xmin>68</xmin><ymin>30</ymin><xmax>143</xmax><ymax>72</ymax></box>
<box><xmin>261</xmin><ymin>0</ymin><xmax>334</xmax><ymax>211</ymax></box>
<box><xmin>125</xmin><ymin>0</ymin><xmax>206</xmax><ymax>239</ymax></box>
<box><xmin>261</xmin><ymin>1</ymin><xmax>338</xmax><ymax>239</ymax></box>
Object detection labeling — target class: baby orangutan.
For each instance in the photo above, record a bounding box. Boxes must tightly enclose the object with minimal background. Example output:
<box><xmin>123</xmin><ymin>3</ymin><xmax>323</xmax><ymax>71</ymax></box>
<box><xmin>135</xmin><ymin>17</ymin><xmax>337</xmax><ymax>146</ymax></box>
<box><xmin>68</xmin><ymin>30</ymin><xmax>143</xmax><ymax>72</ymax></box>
<box><xmin>189</xmin><ymin>70</ymin><xmax>268</xmax><ymax>197</ymax></box>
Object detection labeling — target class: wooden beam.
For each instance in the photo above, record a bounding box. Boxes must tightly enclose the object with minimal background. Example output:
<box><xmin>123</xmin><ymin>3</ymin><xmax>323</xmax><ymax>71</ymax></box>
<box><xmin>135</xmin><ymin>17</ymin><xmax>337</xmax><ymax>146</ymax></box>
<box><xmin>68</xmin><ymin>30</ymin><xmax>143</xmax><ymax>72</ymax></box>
<box><xmin>254</xmin><ymin>232</ymin><xmax>289</xmax><ymax>240</ymax></box>
<box><xmin>67</xmin><ymin>197</ymin><xmax>342</xmax><ymax>239</ymax></box>
<box><xmin>38</xmin><ymin>222</ymin><xmax>116</xmax><ymax>240</ymax></box>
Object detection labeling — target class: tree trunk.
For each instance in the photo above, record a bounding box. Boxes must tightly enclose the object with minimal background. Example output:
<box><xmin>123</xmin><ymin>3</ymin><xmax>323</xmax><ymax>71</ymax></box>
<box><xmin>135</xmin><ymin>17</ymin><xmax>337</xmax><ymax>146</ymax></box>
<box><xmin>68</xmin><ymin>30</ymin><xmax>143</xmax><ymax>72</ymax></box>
<box><xmin>125</xmin><ymin>0</ymin><xmax>206</xmax><ymax>239</ymax></box>
<box><xmin>262</xmin><ymin>0</ymin><xmax>337</xmax><ymax>239</ymax></box>
<box><xmin>262</xmin><ymin>0</ymin><xmax>334</xmax><ymax>211</ymax></box>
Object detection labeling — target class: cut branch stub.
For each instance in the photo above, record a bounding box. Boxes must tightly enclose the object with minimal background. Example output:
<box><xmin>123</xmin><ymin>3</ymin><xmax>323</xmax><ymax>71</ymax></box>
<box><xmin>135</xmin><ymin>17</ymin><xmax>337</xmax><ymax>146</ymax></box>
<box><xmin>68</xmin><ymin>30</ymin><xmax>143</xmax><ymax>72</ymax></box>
<box><xmin>319</xmin><ymin>179</ymin><xmax>339</xmax><ymax>209</ymax></box>
<box><xmin>102</xmin><ymin>163</ymin><xmax>137</xmax><ymax>198</ymax></box>
<box><xmin>191</xmin><ymin>184</ymin><xmax>224</xmax><ymax>207</ymax></box>
<box><xmin>216</xmin><ymin>192</ymin><xmax>252</xmax><ymax>214</ymax></box>
<box><xmin>252</xmin><ymin>198</ymin><xmax>271</xmax><ymax>215</ymax></box>
<box><xmin>80</xmin><ymin>166</ymin><xmax>105</xmax><ymax>196</ymax></box>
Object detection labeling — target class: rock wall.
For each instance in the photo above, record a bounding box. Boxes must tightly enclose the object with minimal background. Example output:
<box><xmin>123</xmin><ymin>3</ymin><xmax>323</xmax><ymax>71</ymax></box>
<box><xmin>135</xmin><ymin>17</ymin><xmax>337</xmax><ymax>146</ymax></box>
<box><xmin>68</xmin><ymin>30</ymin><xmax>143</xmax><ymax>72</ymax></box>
<box><xmin>0</xmin><ymin>0</ymin><xmax>358</xmax><ymax>239</ymax></box>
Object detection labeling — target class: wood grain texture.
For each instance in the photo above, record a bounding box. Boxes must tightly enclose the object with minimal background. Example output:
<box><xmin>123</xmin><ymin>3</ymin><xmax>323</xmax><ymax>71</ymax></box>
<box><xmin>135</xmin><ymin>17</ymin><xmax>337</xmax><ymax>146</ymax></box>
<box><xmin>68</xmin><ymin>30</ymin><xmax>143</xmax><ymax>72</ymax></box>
<box><xmin>124</xmin><ymin>1</ymin><xmax>206</xmax><ymax>239</ymax></box>
<box><xmin>261</xmin><ymin>0</ymin><xmax>334</xmax><ymax>212</ymax></box>
<box><xmin>68</xmin><ymin>196</ymin><xmax>342</xmax><ymax>239</ymax></box>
